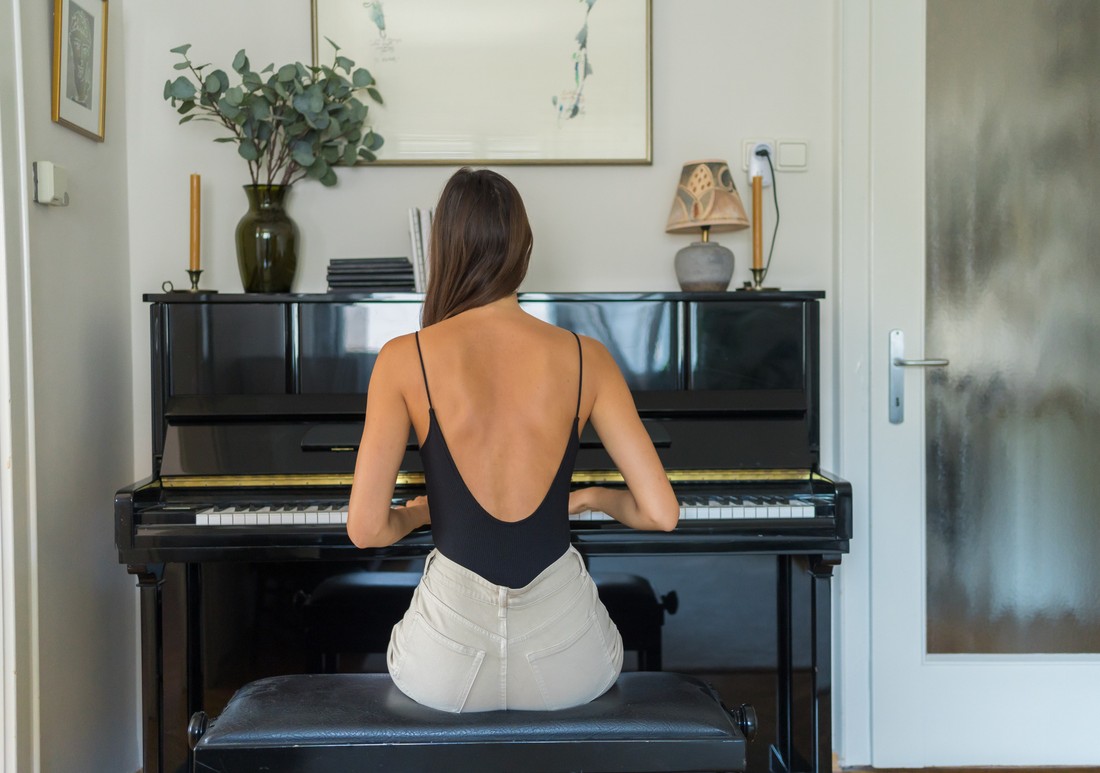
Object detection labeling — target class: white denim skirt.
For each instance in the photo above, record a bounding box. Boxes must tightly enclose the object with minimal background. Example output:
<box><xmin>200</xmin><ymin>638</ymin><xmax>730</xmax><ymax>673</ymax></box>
<box><xmin>387</xmin><ymin>545</ymin><xmax>623</xmax><ymax>712</ymax></box>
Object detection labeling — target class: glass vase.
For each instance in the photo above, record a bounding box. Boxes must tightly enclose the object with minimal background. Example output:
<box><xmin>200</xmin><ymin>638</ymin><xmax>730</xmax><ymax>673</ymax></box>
<box><xmin>235</xmin><ymin>184</ymin><xmax>299</xmax><ymax>293</ymax></box>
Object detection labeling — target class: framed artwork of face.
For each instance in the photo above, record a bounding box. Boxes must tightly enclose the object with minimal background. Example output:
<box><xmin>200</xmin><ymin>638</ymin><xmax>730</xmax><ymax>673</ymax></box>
<box><xmin>52</xmin><ymin>0</ymin><xmax>108</xmax><ymax>141</ymax></box>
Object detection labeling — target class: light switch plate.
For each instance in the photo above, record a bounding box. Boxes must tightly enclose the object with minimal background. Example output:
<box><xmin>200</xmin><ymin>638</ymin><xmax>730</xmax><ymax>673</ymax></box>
<box><xmin>33</xmin><ymin>161</ymin><xmax>69</xmax><ymax>206</ymax></box>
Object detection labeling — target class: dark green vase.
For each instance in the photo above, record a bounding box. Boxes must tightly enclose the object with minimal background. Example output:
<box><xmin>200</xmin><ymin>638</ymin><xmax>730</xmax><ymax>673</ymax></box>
<box><xmin>235</xmin><ymin>185</ymin><xmax>299</xmax><ymax>293</ymax></box>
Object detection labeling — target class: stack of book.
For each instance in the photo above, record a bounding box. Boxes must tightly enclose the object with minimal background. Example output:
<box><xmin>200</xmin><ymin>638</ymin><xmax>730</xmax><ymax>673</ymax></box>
<box><xmin>408</xmin><ymin>207</ymin><xmax>434</xmax><ymax>292</ymax></box>
<box><xmin>326</xmin><ymin>258</ymin><xmax>416</xmax><ymax>292</ymax></box>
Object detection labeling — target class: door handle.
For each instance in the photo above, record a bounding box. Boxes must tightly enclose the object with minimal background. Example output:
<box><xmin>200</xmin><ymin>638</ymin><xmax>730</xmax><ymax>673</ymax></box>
<box><xmin>889</xmin><ymin>329</ymin><xmax>948</xmax><ymax>424</ymax></box>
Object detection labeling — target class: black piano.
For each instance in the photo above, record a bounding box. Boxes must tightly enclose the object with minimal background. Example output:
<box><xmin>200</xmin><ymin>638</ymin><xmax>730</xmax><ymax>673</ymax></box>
<box><xmin>116</xmin><ymin>291</ymin><xmax>850</xmax><ymax>773</ymax></box>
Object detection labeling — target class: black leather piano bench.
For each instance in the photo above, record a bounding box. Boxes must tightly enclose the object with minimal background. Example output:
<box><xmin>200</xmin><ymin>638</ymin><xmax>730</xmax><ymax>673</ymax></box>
<box><xmin>188</xmin><ymin>672</ymin><xmax>757</xmax><ymax>773</ymax></box>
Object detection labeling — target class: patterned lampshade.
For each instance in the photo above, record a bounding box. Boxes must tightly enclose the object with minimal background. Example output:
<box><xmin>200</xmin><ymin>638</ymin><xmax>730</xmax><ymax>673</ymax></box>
<box><xmin>665</xmin><ymin>159</ymin><xmax>750</xmax><ymax>235</ymax></box>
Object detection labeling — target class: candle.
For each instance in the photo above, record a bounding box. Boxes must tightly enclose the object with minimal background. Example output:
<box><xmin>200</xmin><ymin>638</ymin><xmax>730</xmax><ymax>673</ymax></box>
<box><xmin>189</xmin><ymin>174</ymin><xmax>201</xmax><ymax>271</ymax></box>
<box><xmin>752</xmin><ymin>175</ymin><xmax>763</xmax><ymax>270</ymax></box>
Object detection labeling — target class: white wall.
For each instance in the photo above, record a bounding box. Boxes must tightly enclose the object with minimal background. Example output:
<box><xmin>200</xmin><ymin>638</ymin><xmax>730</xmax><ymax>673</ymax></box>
<box><xmin>3</xmin><ymin>2</ymin><xmax>849</xmax><ymax>770</ymax></box>
<box><xmin>125</xmin><ymin>0</ymin><xmax>840</xmax><ymax>475</ymax></box>
<box><xmin>12</xmin><ymin>1</ymin><xmax>138</xmax><ymax>771</ymax></box>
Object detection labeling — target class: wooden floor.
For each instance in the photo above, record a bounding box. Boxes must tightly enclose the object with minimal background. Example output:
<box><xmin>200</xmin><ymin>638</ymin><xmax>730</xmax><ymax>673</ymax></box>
<box><xmin>845</xmin><ymin>769</ymin><xmax>1100</xmax><ymax>773</ymax></box>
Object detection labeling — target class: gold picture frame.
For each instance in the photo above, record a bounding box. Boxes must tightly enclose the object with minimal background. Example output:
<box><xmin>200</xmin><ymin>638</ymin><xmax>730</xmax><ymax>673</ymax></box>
<box><xmin>311</xmin><ymin>0</ymin><xmax>651</xmax><ymax>165</ymax></box>
<box><xmin>52</xmin><ymin>0</ymin><xmax>108</xmax><ymax>141</ymax></box>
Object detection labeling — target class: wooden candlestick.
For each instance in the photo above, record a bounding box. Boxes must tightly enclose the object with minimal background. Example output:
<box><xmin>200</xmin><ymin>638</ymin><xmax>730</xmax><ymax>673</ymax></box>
<box><xmin>752</xmin><ymin>175</ymin><xmax>763</xmax><ymax>271</ymax></box>
<box><xmin>189</xmin><ymin>174</ymin><xmax>201</xmax><ymax>271</ymax></box>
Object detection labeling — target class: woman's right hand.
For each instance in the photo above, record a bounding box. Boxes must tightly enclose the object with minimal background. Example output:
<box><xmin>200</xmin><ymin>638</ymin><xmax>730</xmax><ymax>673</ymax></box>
<box><xmin>568</xmin><ymin>488</ymin><xmax>592</xmax><ymax>515</ymax></box>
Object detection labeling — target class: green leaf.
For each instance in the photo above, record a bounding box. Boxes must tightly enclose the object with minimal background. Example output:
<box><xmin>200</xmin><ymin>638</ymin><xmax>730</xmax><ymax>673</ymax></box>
<box><xmin>325</xmin><ymin>36</ymin><xmax>340</xmax><ymax>52</ymax></box>
<box><xmin>277</xmin><ymin>64</ymin><xmax>298</xmax><ymax>82</ymax></box>
<box><xmin>173</xmin><ymin>62</ymin><xmax>191</xmax><ymax>71</ymax></box>
<box><xmin>335</xmin><ymin>55</ymin><xmax>355</xmax><ymax>72</ymax></box>
<box><xmin>170</xmin><ymin>43</ymin><xmax>193</xmax><ymax>56</ymax></box>
<box><xmin>358</xmin><ymin>148</ymin><xmax>377</xmax><ymax>163</ymax></box>
<box><xmin>167</xmin><ymin>76</ymin><xmax>197</xmax><ymax>100</ymax></box>
<box><xmin>250</xmin><ymin>100</ymin><xmax>271</xmax><ymax>121</ymax></box>
<box><xmin>224</xmin><ymin>85</ymin><xmax>244</xmax><ymax>106</ymax></box>
<box><xmin>321</xmin><ymin>145</ymin><xmax>340</xmax><ymax>163</ymax></box>
<box><xmin>213</xmin><ymin>137</ymin><xmax>237</xmax><ymax>143</ymax></box>
<box><xmin>352</xmin><ymin>68</ymin><xmax>374</xmax><ymax>88</ymax></box>
<box><xmin>342</xmin><ymin>143</ymin><xmax>357</xmax><ymax>165</ymax></box>
<box><xmin>205</xmin><ymin>70</ymin><xmax>226</xmax><ymax>94</ymax></box>
<box><xmin>238</xmin><ymin>142</ymin><xmax>260</xmax><ymax>161</ymax></box>
<box><xmin>320</xmin><ymin>167</ymin><xmax>338</xmax><ymax>186</ymax></box>
<box><xmin>176</xmin><ymin>101</ymin><xmax>195</xmax><ymax>114</ymax></box>
<box><xmin>232</xmin><ymin>49</ymin><xmax>249</xmax><ymax>74</ymax></box>
<box><xmin>366</xmin><ymin>131</ymin><xmax>384</xmax><ymax>151</ymax></box>
<box><xmin>219</xmin><ymin>103</ymin><xmax>241</xmax><ymax>121</ymax></box>
<box><xmin>291</xmin><ymin>141</ymin><xmax>316</xmax><ymax>166</ymax></box>
<box><xmin>179</xmin><ymin>114</ymin><xmax>196</xmax><ymax>124</ymax></box>
<box><xmin>261</xmin><ymin>63</ymin><xmax>275</xmax><ymax>73</ymax></box>
<box><xmin>366</xmin><ymin>87</ymin><xmax>383</xmax><ymax>105</ymax></box>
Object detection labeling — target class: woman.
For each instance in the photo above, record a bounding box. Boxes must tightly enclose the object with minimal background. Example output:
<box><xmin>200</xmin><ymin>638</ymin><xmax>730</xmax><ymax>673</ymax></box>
<box><xmin>347</xmin><ymin>168</ymin><xmax>679</xmax><ymax>713</ymax></box>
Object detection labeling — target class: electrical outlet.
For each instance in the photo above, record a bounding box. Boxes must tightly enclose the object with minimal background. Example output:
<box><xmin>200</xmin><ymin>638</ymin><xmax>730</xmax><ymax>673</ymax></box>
<box><xmin>742</xmin><ymin>139</ymin><xmax>773</xmax><ymax>171</ymax></box>
<box><xmin>748</xmin><ymin>141</ymin><xmax>775</xmax><ymax>187</ymax></box>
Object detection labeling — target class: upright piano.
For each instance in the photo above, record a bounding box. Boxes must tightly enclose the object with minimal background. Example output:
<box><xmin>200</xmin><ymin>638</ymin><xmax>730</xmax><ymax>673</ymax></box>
<box><xmin>116</xmin><ymin>291</ymin><xmax>851</xmax><ymax>773</ymax></box>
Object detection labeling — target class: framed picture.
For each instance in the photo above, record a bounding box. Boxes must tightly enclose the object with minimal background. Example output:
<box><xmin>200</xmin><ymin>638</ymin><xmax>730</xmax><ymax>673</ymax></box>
<box><xmin>52</xmin><ymin>0</ymin><xmax>108</xmax><ymax>141</ymax></box>
<box><xmin>311</xmin><ymin>0</ymin><xmax>651</xmax><ymax>165</ymax></box>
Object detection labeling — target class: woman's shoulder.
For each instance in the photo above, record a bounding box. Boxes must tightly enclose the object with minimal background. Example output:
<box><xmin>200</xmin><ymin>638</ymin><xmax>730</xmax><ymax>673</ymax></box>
<box><xmin>373</xmin><ymin>332</ymin><xmax>422</xmax><ymax>380</ymax></box>
<box><xmin>574</xmin><ymin>332</ymin><xmax>614</xmax><ymax>370</ymax></box>
<box><xmin>378</xmin><ymin>331</ymin><xmax>419</xmax><ymax>358</ymax></box>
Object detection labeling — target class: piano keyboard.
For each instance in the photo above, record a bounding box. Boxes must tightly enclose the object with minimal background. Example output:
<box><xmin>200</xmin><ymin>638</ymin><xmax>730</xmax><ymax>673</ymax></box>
<box><xmin>185</xmin><ymin>495</ymin><xmax>818</xmax><ymax>527</ymax></box>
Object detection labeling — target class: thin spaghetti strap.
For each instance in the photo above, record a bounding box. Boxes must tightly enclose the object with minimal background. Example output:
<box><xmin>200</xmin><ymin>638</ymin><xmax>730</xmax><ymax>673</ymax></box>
<box><xmin>573</xmin><ymin>331</ymin><xmax>583</xmax><ymax>418</ymax></box>
<box><xmin>414</xmin><ymin>331</ymin><xmax>434</xmax><ymax>410</ymax></box>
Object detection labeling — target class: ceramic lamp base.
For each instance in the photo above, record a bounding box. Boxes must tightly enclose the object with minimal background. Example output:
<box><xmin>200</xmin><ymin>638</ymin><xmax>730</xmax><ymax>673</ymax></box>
<box><xmin>674</xmin><ymin>241</ymin><xmax>734</xmax><ymax>292</ymax></box>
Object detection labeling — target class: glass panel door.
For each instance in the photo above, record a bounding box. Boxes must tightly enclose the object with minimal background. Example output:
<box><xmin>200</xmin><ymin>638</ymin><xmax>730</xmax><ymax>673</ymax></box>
<box><xmin>925</xmin><ymin>0</ymin><xmax>1100</xmax><ymax>654</ymax></box>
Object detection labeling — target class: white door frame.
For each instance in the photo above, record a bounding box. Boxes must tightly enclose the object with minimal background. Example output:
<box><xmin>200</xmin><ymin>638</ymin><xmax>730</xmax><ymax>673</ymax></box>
<box><xmin>838</xmin><ymin>1</ymin><xmax>1100</xmax><ymax>766</ymax></box>
<box><xmin>0</xmin><ymin>0</ymin><xmax>40</xmax><ymax>769</ymax></box>
<box><xmin>835</xmin><ymin>0</ymin><xmax>874</xmax><ymax>765</ymax></box>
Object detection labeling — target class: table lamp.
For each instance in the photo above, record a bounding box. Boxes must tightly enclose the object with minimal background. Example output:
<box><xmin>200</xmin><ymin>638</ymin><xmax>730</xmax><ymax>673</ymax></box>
<box><xmin>665</xmin><ymin>159</ymin><xmax>750</xmax><ymax>291</ymax></box>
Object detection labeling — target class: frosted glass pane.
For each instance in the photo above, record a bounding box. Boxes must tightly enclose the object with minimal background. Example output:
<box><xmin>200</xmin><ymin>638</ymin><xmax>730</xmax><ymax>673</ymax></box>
<box><xmin>926</xmin><ymin>0</ymin><xmax>1100</xmax><ymax>654</ymax></box>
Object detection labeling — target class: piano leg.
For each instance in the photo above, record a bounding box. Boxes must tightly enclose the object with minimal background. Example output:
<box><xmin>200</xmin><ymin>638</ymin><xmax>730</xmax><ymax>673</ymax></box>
<box><xmin>769</xmin><ymin>555</ymin><xmax>838</xmax><ymax>773</ymax></box>
<box><xmin>810</xmin><ymin>555</ymin><xmax>838</xmax><ymax>773</ymax></box>
<box><xmin>773</xmin><ymin>555</ymin><xmax>794</xmax><ymax>773</ymax></box>
<box><xmin>128</xmin><ymin>564</ymin><xmax>164</xmax><ymax>773</ymax></box>
<box><xmin>130</xmin><ymin>562</ymin><xmax>201</xmax><ymax>773</ymax></box>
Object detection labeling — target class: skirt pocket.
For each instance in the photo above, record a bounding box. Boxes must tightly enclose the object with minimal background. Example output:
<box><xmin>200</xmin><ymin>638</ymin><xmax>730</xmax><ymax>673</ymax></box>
<box><xmin>388</xmin><ymin>611</ymin><xmax>486</xmax><ymax>713</ymax></box>
<box><xmin>526</xmin><ymin>612</ymin><xmax>619</xmax><ymax>710</ymax></box>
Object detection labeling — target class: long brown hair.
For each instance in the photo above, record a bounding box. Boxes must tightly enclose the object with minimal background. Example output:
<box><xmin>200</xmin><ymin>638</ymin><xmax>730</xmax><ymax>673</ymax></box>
<box><xmin>421</xmin><ymin>168</ymin><xmax>533</xmax><ymax>327</ymax></box>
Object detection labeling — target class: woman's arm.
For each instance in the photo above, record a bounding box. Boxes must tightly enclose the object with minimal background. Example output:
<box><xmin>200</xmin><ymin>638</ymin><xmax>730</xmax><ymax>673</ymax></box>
<box><xmin>347</xmin><ymin>338</ymin><xmax>431</xmax><ymax>548</ymax></box>
<box><xmin>569</xmin><ymin>339</ymin><xmax>680</xmax><ymax>532</ymax></box>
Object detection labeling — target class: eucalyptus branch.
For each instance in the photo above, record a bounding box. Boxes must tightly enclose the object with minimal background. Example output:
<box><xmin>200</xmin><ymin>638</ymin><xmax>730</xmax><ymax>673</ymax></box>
<box><xmin>163</xmin><ymin>40</ymin><xmax>385</xmax><ymax>188</ymax></box>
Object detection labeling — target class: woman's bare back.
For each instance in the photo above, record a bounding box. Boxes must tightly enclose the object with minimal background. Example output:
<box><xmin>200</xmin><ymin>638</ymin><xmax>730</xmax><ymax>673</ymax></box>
<box><xmin>408</xmin><ymin>301</ymin><xmax>584</xmax><ymax>523</ymax></box>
